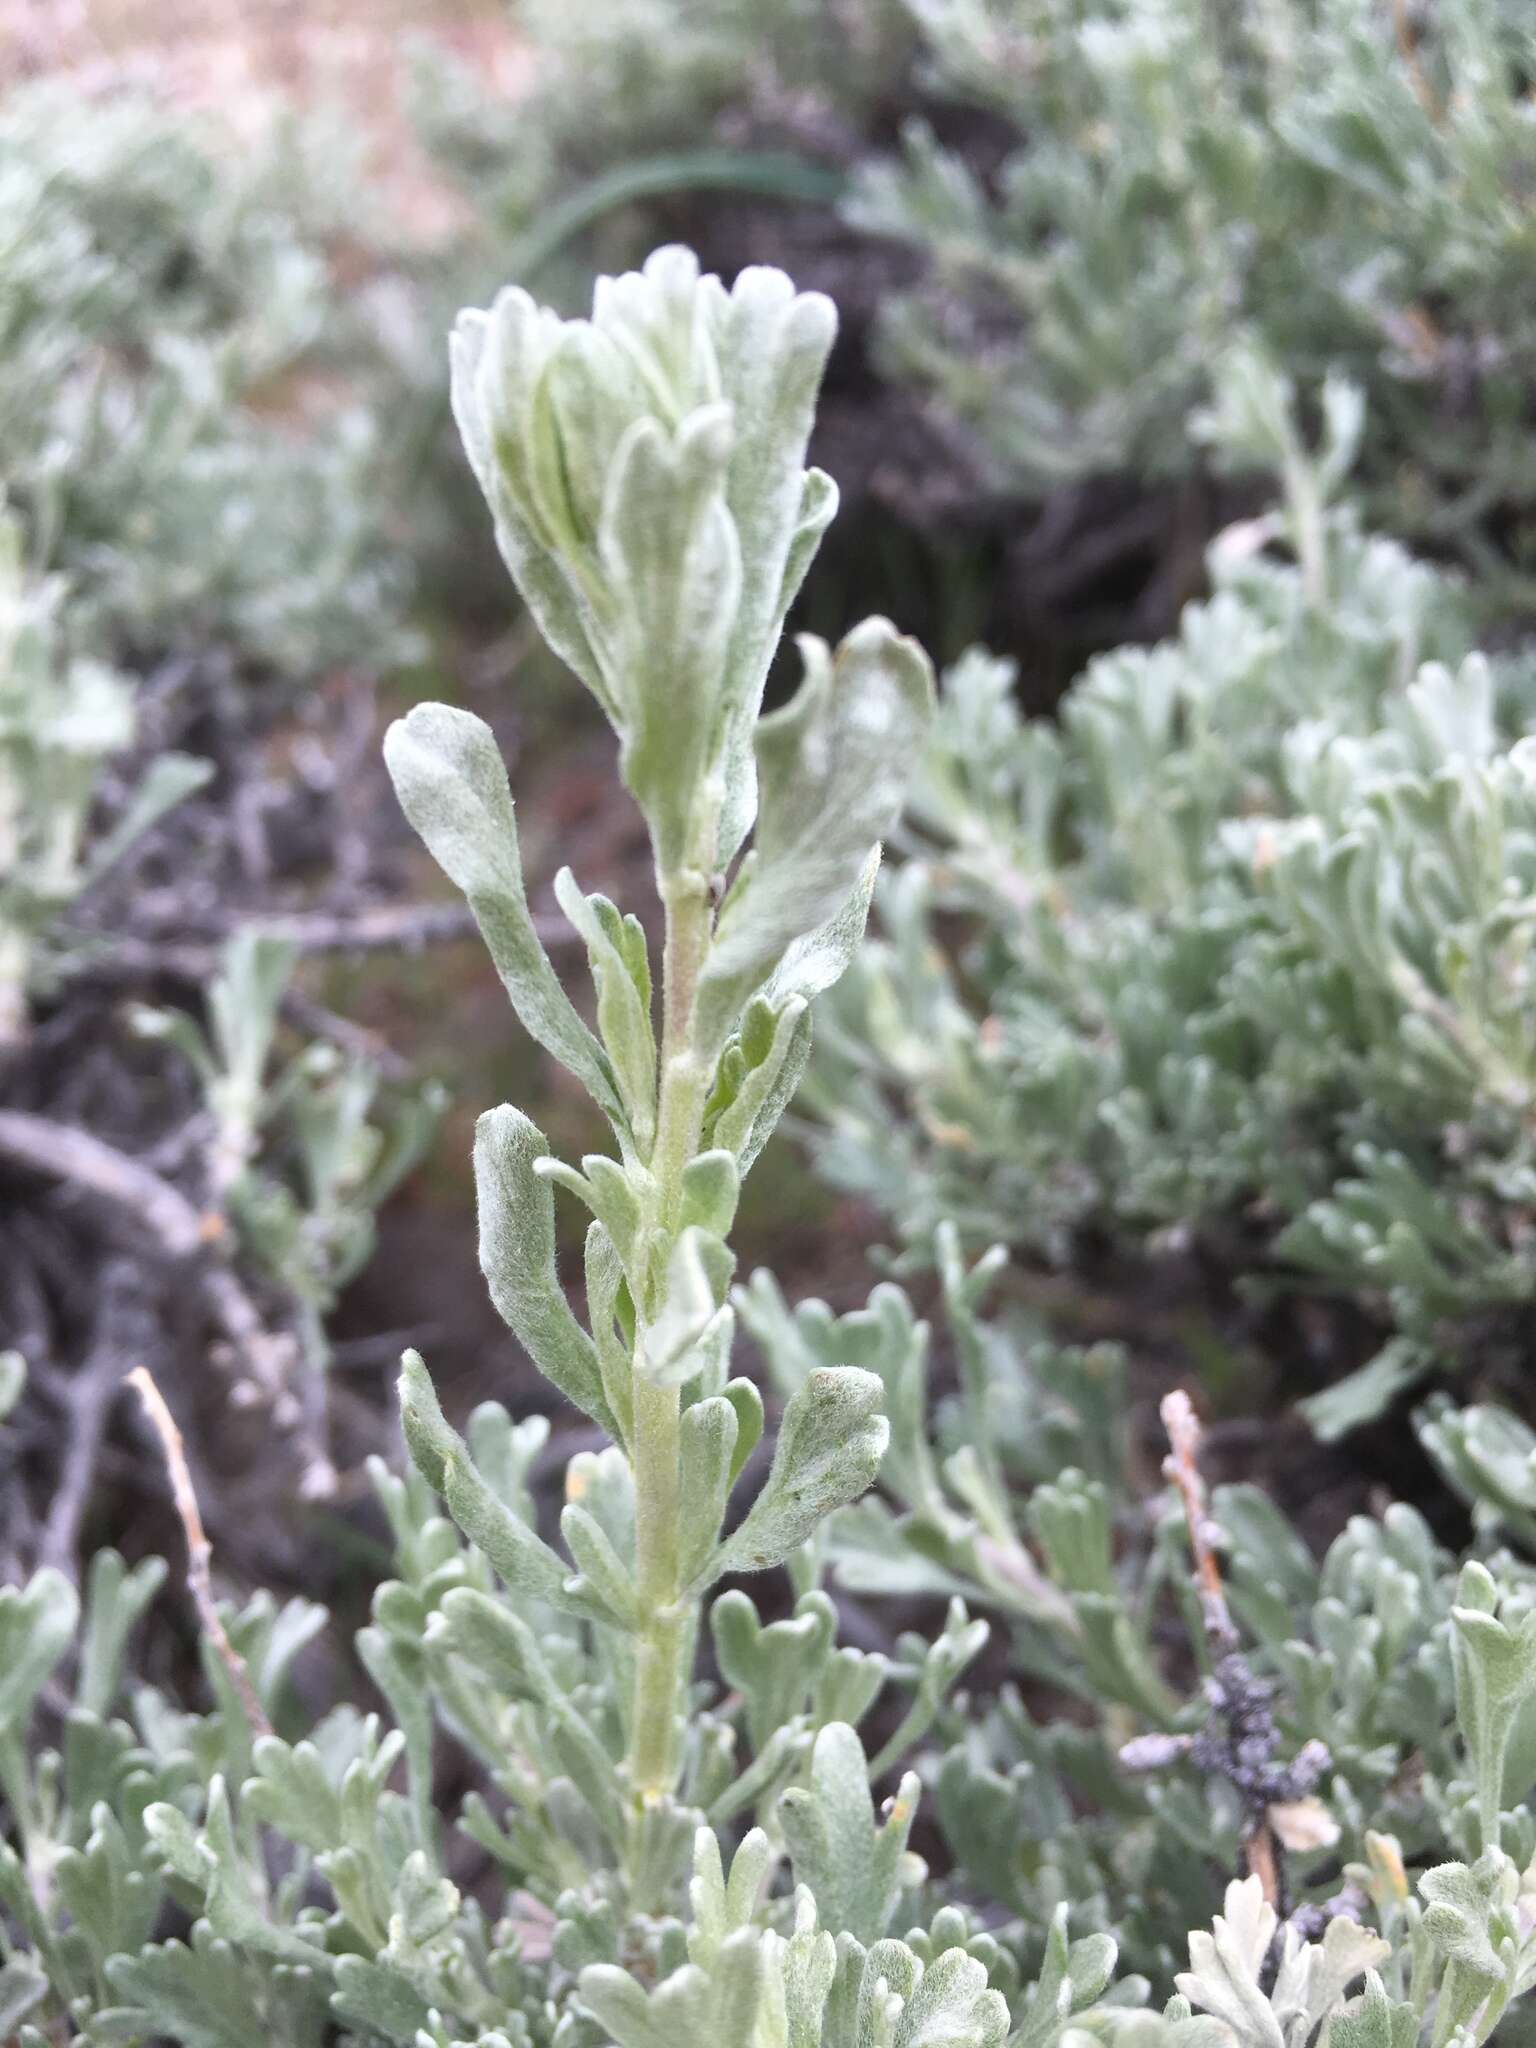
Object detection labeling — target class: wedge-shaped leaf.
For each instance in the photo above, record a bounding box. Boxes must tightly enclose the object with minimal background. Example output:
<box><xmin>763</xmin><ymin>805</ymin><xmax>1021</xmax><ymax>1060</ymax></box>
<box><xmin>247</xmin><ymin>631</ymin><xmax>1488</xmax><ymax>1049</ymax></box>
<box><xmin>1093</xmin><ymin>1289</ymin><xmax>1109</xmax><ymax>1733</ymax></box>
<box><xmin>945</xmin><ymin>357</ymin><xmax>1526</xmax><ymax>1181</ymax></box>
<box><xmin>895</xmin><ymin>1948</ymin><xmax>1010</xmax><ymax>2048</ymax></box>
<box><xmin>397</xmin><ymin>1349</ymin><xmax>574</xmax><ymax>1613</ymax></box>
<box><xmin>54</xmin><ymin>1805</ymin><xmax>160</xmax><ymax>1967</ymax></box>
<box><xmin>1327</xmin><ymin>1972</ymin><xmax>1421</xmax><ymax>2048</ymax></box>
<box><xmin>330</xmin><ymin>1950</ymin><xmax>434</xmax><ymax>2045</ymax></box>
<box><xmin>1417</xmin><ymin>1857</ymin><xmax>1506</xmax><ymax>1987</ymax></box>
<box><xmin>711</xmin><ymin>1589</ymin><xmax>836</xmax><ymax>1751</ymax></box>
<box><xmin>688</xmin><ymin>1826</ymin><xmax>775</xmax><ymax>1971</ymax></box>
<box><xmin>1013</xmin><ymin>1904</ymin><xmax>1117</xmax><ymax>2048</ymax></box>
<box><xmin>779</xmin><ymin>1721</ymin><xmax>918</xmax><ymax>1947</ymax></box>
<box><xmin>1271</xmin><ymin>1915</ymin><xmax>1390</xmax><ymax>2038</ymax></box>
<box><xmin>1174</xmin><ymin>1876</ymin><xmax>1282</xmax><ymax>2048</ymax></box>
<box><xmin>145</xmin><ymin>1780</ymin><xmax>326</xmax><ymax>1969</ymax></box>
<box><xmin>696</xmin><ymin>620</ymin><xmax>934</xmax><ymax>1053</ymax></box>
<box><xmin>867</xmin><ymin>1599</ymin><xmax>989</xmax><ymax>1779</ymax></box>
<box><xmin>475</xmin><ymin>1106</ymin><xmax>615</xmax><ymax>1432</ymax></box>
<box><xmin>384</xmin><ymin>705</ymin><xmax>621</xmax><ymax>1124</ymax></box>
<box><xmin>427</xmin><ymin>1588</ymin><xmax>626</xmax><ymax>1846</ymax></box>
<box><xmin>104</xmin><ymin>1925</ymin><xmax>295</xmax><ymax>2048</ymax></box>
<box><xmin>579</xmin><ymin>1926</ymin><xmax>766</xmax><ymax>2048</ymax></box>
<box><xmin>713</xmin><ymin>1368</ymin><xmax>888</xmax><ymax>1580</ymax></box>
<box><xmin>76</xmin><ymin>1549</ymin><xmax>167</xmax><ymax>1720</ymax></box>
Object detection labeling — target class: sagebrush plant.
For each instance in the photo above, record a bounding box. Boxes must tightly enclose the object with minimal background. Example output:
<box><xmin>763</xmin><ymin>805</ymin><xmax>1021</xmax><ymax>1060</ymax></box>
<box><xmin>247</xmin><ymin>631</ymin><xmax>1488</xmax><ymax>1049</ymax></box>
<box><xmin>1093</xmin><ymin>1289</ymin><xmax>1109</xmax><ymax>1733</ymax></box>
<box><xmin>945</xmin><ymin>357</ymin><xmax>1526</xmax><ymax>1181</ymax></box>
<box><xmin>807</xmin><ymin>346</ymin><xmax>1536</xmax><ymax>1437</ymax></box>
<box><xmin>425</xmin><ymin>0</ymin><xmax>1536</xmax><ymax>623</ymax></box>
<box><xmin>0</xmin><ymin>82</ymin><xmax>409</xmax><ymax>680</ymax></box>
<box><xmin>0</xmin><ymin>499</ymin><xmax>208</xmax><ymax>1045</ymax></box>
<box><xmin>848</xmin><ymin>0</ymin><xmax>1536</xmax><ymax>601</ymax></box>
<box><xmin>7</xmin><ymin>245</ymin><xmax>1536</xmax><ymax>2048</ymax></box>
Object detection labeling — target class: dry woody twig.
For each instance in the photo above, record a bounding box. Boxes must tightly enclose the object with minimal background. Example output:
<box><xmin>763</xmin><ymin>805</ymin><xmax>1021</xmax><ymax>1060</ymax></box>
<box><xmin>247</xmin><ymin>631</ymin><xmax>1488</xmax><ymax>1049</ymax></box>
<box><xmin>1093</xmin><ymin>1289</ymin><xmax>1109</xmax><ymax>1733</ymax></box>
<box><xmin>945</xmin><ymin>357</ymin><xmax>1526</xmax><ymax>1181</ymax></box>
<box><xmin>126</xmin><ymin>1366</ymin><xmax>273</xmax><ymax>1741</ymax></box>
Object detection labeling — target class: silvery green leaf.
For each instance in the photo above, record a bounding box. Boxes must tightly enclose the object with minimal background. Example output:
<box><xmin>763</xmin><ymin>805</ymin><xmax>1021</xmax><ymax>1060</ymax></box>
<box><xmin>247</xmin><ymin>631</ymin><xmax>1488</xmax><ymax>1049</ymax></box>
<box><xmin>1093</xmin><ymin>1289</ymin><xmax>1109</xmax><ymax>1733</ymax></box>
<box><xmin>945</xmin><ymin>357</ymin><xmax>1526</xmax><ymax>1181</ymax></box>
<box><xmin>0</xmin><ymin>1961</ymin><xmax>46</xmax><ymax>2035</ymax></box>
<box><xmin>1326</xmin><ymin>1972</ymin><xmax>1422</xmax><ymax>2048</ymax></box>
<box><xmin>76</xmin><ymin>1547</ymin><xmax>166</xmax><ymax>1719</ymax></box>
<box><xmin>1174</xmin><ymin>1876</ymin><xmax>1283</xmax><ymax>2048</ymax></box>
<box><xmin>706</xmin><ymin>994</ymin><xmax>814</xmax><ymax>1172</ymax></box>
<box><xmin>384</xmin><ymin>705</ymin><xmax>622</xmax><ymax>1126</ymax></box>
<box><xmin>104</xmin><ymin>1926</ymin><xmax>288</xmax><ymax>2048</ymax></box>
<box><xmin>449</xmin><ymin>292</ymin><xmax>609</xmax><ymax>701</ymax></box>
<box><xmin>452</xmin><ymin>249</ymin><xmax>837</xmax><ymax>874</ymax></box>
<box><xmin>697</xmin><ymin>620</ymin><xmax>934</xmax><ymax>1055</ymax></box>
<box><xmin>597</xmin><ymin>403</ymin><xmax>742</xmax><ymax>869</ymax></box>
<box><xmin>1299</xmin><ymin>1338</ymin><xmax>1434</xmax><ymax>1442</ymax></box>
<box><xmin>585</xmin><ymin>1222</ymin><xmax>635</xmax><ymax>1451</ymax></box>
<box><xmin>720</xmin><ymin>1375</ymin><xmax>765</xmax><ymax>1484</ymax></box>
<box><xmin>1013</xmin><ymin>1905</ymin><xmax>1118</xmax><ymax>2048</ymax></box>
<box><xmin>642</xmin><ymin>1226</ymin><xmax>736</xmax><ymax>1387</ymax></box>
<box><xmin>710</xmin><ymin>264</ymin><xmax>839</xmax><ymax>864</ymax></box>
<box><xmin>778</xmin><ymin>1721</ymin><xmax>919</xmax><ymax>1946</ymax></box>
<box><xmin>554</xmin><ymin>867</ymin><xmax>656</xmax><ymax>1153</ymax></box>
<box><xmin>331</xmin><ymin>1949</ymin><xmax>435</xmax><ymax>2043</ymax></box>
<box><xmin>561</xmin><ymin>1501</ymin><xmax>639</xmax><ymax>1629</ymax></box>
<box><xmin>1284</xmin><ymin>1916</ymin><xmax>1390</xmax><ymax>2032</ymax></box>
<box><xmin>679</xmin><ymin>1149</ymin><xmax>740</xmax><ymax>1237</ymax></box>
<box><xmin>1449</xmin><ymin>1562</ymin><xmax>1536</xmax><ymax>1849</ymax></box>
<box><xmin>147</xmin><ymin>1780</ymin><xmax>326</xmax><ymax>1969</ymax></box>
<box><xmin>428</xmin><ymin>1587</ymin><xmax>626</xmax><ymax>1844</ymax></box>
<box><xmin>0</xmin><ymin>1566</ymin><xmax>78</xmax><ymax>1734</ymax></box>
<box><xmin>475</xmin><ymin>1106</ymin><xmax>616</xmax><ymax>1433</ymax></box>
<box><xmin>710</xmin><ymin>1589</ymin><xmax>836</xmax><ymax>1752</ymax></box>
<box><xmin>1417</xmin><ymin>1856</ymin><xmax>1507</xmax><ymax>1986</ymax></box>
<box><xmin>688</xmin><ymin>1826</ymin><xmax>775</xmax><ymax>1970</ymax></box>
<box><xmin>678</xmin><ymin>1395</ymin><xmax>741</xmax><ymax>1587</ymax></box>
<box><xmin>396</xmin><ymin>1349</ymin><xmax>573</xmax><ymax>1614</ymax></box>
<box><xmin>578</xmin><ymin>1926</ymin><xmax>766</xmax><ymax>2048</ymax></box>
<box><xmin>867</xmin><ymin>1599</ymin><xmax>989</xmax><ymax>1779</ymax></box>
<box><xmin>713</xmin><ymin>1368</ymin><xmax>888</xmax><ymax>1579</ymax></box>
<box><xmin>537</xmin><ymin>1151</ymin><xmax>648</xmax><ymax>1276</ymax></box>
<box><xmin>895</xmin><ymin>1947</ymin><xmax>1011</xmax><ymax>2048</ymax></box>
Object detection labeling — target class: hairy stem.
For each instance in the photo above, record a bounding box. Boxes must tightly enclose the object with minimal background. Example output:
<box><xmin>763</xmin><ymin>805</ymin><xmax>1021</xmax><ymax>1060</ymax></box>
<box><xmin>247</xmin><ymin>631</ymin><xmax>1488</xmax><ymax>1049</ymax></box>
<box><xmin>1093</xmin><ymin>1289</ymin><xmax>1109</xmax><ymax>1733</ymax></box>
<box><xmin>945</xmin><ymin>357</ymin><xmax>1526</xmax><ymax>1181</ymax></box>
<box><xmin>626</xmin><ymin>822</ymin><xmax>718</xmax><ymax>1808</ymax></box>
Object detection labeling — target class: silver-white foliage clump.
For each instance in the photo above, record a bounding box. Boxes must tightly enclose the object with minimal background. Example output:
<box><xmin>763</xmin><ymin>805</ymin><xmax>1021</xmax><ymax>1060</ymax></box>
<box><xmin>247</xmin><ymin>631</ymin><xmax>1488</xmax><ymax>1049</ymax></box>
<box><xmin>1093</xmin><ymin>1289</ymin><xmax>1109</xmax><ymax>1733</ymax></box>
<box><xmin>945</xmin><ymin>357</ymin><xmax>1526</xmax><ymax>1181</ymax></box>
<box><xmin>805</xmin><ymin>346</ymin><xmax>1536</xmax><ymax>1436</ymax></box>
<box><xmin>0</xmin><ymin>502</ymin><xmax>207</xmax><ymax>1045</ymax></box>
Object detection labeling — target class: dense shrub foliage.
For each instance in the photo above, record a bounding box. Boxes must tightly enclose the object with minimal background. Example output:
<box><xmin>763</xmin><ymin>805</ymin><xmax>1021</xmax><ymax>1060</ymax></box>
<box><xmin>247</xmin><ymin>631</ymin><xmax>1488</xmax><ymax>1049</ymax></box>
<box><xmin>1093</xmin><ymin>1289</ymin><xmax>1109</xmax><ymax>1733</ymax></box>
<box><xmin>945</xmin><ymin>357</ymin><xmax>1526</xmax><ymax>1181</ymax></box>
<box><xmin>473</xmin><ymin>0</ymin><xmax>1536</xmax><ymax>634</ymax></box>
<box><xmin>0</xmin><ymin>83</ymin><xmax>411</xmax><ymax>681</ymax></box>
<box><xmin>807</xmin><ymin>349</ymin><xmax>1536</xmax><ymax>1437</ymax></box>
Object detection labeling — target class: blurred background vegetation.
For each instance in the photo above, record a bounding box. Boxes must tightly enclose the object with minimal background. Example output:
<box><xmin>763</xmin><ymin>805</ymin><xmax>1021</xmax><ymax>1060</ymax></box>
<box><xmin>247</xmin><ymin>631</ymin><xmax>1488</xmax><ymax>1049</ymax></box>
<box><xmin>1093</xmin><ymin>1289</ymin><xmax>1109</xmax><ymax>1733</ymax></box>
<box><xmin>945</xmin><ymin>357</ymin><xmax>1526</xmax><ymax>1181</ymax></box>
<box><xmin>5</xmin><ymin>0</ymin><xmax>1536</xmax><ymax>1597</ymax></box>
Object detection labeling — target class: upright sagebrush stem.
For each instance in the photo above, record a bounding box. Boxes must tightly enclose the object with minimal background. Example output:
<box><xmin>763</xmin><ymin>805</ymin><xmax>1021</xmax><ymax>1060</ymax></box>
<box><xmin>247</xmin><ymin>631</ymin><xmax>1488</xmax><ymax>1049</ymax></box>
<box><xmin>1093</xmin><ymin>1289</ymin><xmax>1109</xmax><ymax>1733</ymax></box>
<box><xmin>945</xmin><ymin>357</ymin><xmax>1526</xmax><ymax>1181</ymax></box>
<box><xmin>388</xmin><ymin>244</ymin><xmax>929</xmax><ymax>1890</ymax></box>
<box><xmin>628</xmin><ymin>810</ymin><xmax>718</xmax><ymax>1804</ymax></box>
